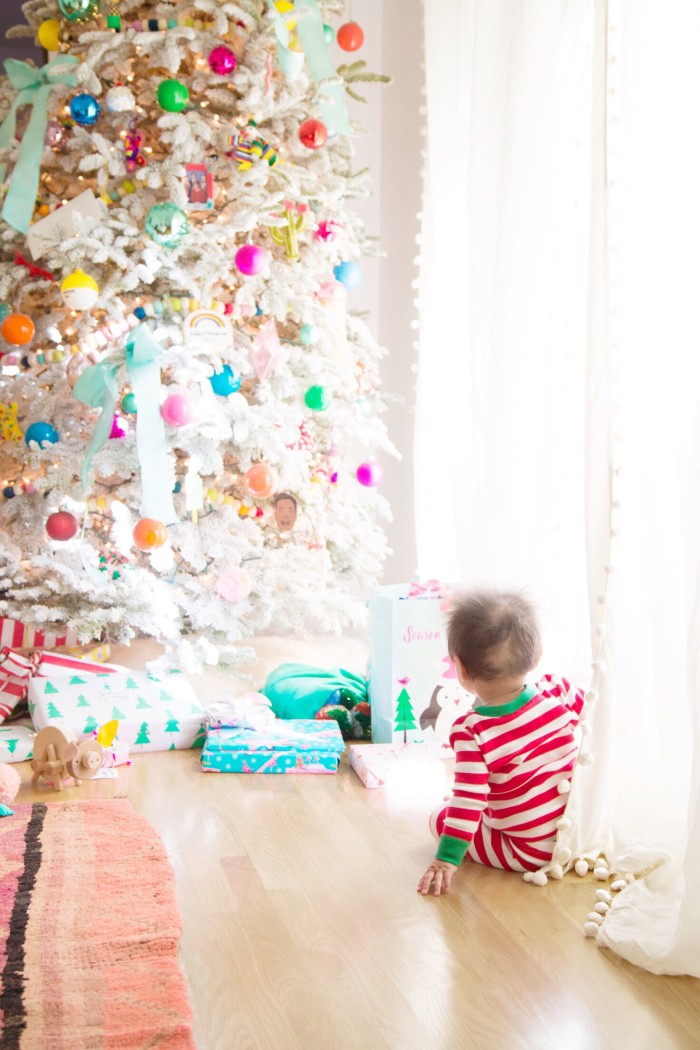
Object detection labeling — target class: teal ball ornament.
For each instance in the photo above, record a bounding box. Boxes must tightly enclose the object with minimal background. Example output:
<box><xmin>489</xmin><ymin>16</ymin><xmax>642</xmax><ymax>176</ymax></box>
<box><xmin>70</xmin><ymin>93</ymin><xmax>100</xmax><ymax>127</ymax></box>
<box><xmin>210</xmin><ymin>365</ymin><xmax>242</xmax><ymax>396</ymax></box>
<box><xmin>145</xmin><ymin>203</ymin><xmax>189</xmax><ymax>249</ymax></box>
<box><xmin>25</xmin><ymin>421</ymin><xmax>59</xmax><ymax>448</ymax></box>
<box><xmin>334</xmin><ymin>260</ymin><xmax>362</xmax><ymax>290</ymax></box>
<box><xmin>299</xmin><ymin>324</ymin><xmax>319</xmax><ymax>346</ymax></box>
<box><xmin>58</xmin><ymin>0</ymin><xmax>100</xmax><ymax>22</ymax></box>
<box><xmin>121</xmin><ymin>393</ymin><xmax>137</xmax><ymax>414</ymax></box>
<box><xmin>157</xmin><ymin>79</ymin><xmax>189</xmax><ymax>112</ymax></box>
<box><xmin>304</xmin><ymin>385</ymin><xmax>331</xmax><ymax>412</ymax></box>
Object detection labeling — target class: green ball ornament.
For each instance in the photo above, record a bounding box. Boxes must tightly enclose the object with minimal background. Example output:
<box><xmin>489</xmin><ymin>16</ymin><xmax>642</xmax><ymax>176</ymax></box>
<box><xmin>157</xmin><ymin>79</ymin><xmax>189</xmax><ymax>113</ymax></box>
<box><xmin>304</xmin><ymin>385</ymin><xmax>331</xmax><ymax>412</ymax></box>
<box><xmin>57</xmin><ymin>0</ymin><xmax>100</xmax><ymax>22</ymax></box>
<box><xmin>323</xmin><ymin>24</ymin><xmax>335</xmax><ymax>44</ymax></box>
<box><xmin>145</xmin><ymin>203</ymin><xmax>189</xmax><ymax>249</ymax></box>
<box><xmin>121</xmin><ymin>392</ymin><xmax>137</xmax><ymax>414</ymax></box>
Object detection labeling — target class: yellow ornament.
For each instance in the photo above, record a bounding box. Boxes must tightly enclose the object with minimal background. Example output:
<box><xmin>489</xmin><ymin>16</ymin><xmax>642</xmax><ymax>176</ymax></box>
<box><xmin>60</xmin><ymin>269</ymin><xmax>99</xmax><ymax>311</ymax></box>
<box><xmin>37</xmin><ymin>19</ymin><xmax>62</xmax><ymax>51</ymax></box>
<box><xmin>0</xmin><ymin>402</ymin><xmax>22</xmax><ymax>442</ymax></box>
<box><xmin>274</xmin><ymin>0</ymin><xmax>297</xmax><ymax>29</ymax></box>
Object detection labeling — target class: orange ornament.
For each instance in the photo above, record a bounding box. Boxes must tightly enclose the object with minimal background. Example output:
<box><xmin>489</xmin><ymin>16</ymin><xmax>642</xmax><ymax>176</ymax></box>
<box><xmin>132</xmin><ymin>517</ymin><xmax>168</xmax><ymax>551</ymax></box>
<box><xmin>1</xmin><ymin>313</ymin><xmax>35</xmax><ymax>346</ymax></box>
<box><xmin>337</xmin><ymin>21</ymin><xmax>364</xmax><ymax>51</ymax></box>
<box><xmin>243</xmin><ymin>463</ymin><xmax>278</xmax><ymax>499</ymax></box>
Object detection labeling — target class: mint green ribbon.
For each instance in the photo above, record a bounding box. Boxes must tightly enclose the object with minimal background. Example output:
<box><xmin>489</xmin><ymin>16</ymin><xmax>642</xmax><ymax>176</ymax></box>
<box><xmin>269</xmin><ymin>2</ymin><xmax>305</xmax><ymax>79</ymax></box>
<box><xmin>73</xmin><ymin>361</ymin><xmax>119</xmax><ymax>494</ymax></box>
<box><xmin>125</xmin><ymin>324</ymin><xmax>178</xmax><ymax>525</ymax></box>
<box><xmin>0</xmin><ymin>55</ymin><xmax>79</xmax><ymax>235</ymax></box>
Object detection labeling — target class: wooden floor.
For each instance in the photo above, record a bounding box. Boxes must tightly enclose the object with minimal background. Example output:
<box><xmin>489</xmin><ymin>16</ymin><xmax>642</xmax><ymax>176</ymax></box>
<box><xmin>13</xmin><ymin>637</ymin><xmax>700</xmax><ymax>1050</ymax></box>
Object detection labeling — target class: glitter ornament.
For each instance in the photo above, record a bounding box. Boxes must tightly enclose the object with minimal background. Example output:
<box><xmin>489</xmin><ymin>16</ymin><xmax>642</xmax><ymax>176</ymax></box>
<box><xmin>145</xmin><ymin>203</ymin><xmax>189</xmax><ymax>249</ymax></box>
<box><xmin>235</xmin><ymin>244</ymin><xmax>267</xmax><ymax>276</ymax></box>
<box><xmin>209</xmin><ymin>365</ymin><xmax>242</xmax><ymax>397</ymax></box>
<box><xmin>58</xmin><ymin>0</ymin><xmax>100</xmax><ymax>21</ymax></box>
<box><xmin>337</xmin><ymin>21</ymin><xmax>365</xmax><ymax>51</ymax></box>
<box><xmin>157</xmin><ymin>79</ymin><xmax>189</xmax><ymax>112</ymax></box>
<box><xmin>133</xmin><ymin>518</ymin><xmax>168</xmax><ymax>551</ymax></box>
<box><xmin>1</xmin><ymin>313</ymin><xmax>34</xmax><ymax>345</ymax></box>
<box><xmin>61</xmin><ymin>269</ymin><xmax>99</xmax><ymax>311</ymax></box>
<box><xmin>105</xmin><ymin>85</ymin><xmax>136</xmax><ymax>113</ymax></box>
<box><xmin>161</xmin><ymin>392</ymin><xmax>193</xmax><ymax>427</ymax></box>
<box><xmin>45</xmin><ymin>119</ymin><xmax>68</xmax><ymax>150</ymax></box>
<box><xmin>37</xmin><ymin>19</ymin><xmax>61</xmax><ymax>50</ymax></box>
<box><xmin>46</xmin><ymin>511</ymin><xmax>78</xmax><ymax>541</ymax></box>
<box><xmin>25</xmin><ymin>421</ymin><xmax>58</xmax><ymax>448</ymax></box>
<box><xmin>70</xmin><ymin>93</ymin><xmax>100</xmax><ymax>126</ymax></box>
<box><xmin>243</xmin><ymin>464</ymin><xmax>278</xmax><ymax>499</ymax></box>
<box><xmin>217</xmin><ymin>567</ymin><xmax>252</xmax><ymax>603</ymax></box>
<box><xmin>208</xmin><ymin>45</ymin><xmax>237</xmax><ymax>75</ymax></box>
<box><xmin>356</xmin><ymin>460</ymin><xmax>382</xmax><ymax>487</ymax></box>
<box><xmin>299</xmin><ymin>118</ymin><xmax>328</xmax><ymax>149</ymax></box>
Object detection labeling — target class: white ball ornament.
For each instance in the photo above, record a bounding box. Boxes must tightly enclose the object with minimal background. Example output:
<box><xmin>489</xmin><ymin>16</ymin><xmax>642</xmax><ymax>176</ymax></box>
<box><xmin>584</xmin><ymin>921</ymin><xmax>600</xmax><ymax>938</ymax></box>
<box><xmin>60</xmin><ymin>269</ymin><xmax>99</xmax><ymax>311</ymax></box>
<box><xmin>594</xmin><ymin>901</ymin><xmax>610</xmax><ymax>915</ymax></box>
<box><xmin>105</xmin><ymin>85</ymin><xmax>136</xmax><ymax>113</ymax></box>
<box><xmin>531</xmin><ymin>871</ymin><xmax>549</xmax><ymax>886</ymax></box>
<box><xmin>574</xmin><ymin>859</ymin><xmax>589</xmax><ymax>877</ymax></box>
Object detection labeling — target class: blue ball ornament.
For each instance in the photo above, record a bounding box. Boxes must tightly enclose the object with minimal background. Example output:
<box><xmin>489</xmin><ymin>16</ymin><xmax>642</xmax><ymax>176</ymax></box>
<box><xmin>70</xmin><ymin>93</ymin><xmax>101</xmax><ymax>127</ymax></box>
<box><xmin>299</xmin><ymin>324</ymin><xmax>319</xmax><ymax>346</ymax></box>
<box><xmin>25</xmin><ymin>421</ymin><xmax>59</xmax><ymax>448</ymax></box>
<box><xmin>2</xmin><ymin>486</ymin><xmax>15</xmax><ymax>499</ymax></box>
<box><xmin>210</xmin><ymin>365</ymin><xmax>242</xmax><ymax>396</ymax></box>
<box><xmin>333</xmin><ymin>260</ymin><xmax>363</xmax><ymax>290</ymax></box>
<box><xmin>145</xmin><ymin>203</ymin><xmax>189</xmax><ymax>249</ymax></box>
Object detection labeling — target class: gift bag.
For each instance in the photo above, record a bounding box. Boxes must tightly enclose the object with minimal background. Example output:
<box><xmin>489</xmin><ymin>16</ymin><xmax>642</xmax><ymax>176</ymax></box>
<box><xmin>369</xmin><ymin>582</ymin><xmax>471</xmax><ymax>744</ymax></box>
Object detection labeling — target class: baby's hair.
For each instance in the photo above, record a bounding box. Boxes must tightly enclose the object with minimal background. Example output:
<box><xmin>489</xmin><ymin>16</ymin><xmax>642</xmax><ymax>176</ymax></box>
<box><xmin>447</xmin><ymin>590</ymin><xmax>541</xmax><ymax>681</ymax></box>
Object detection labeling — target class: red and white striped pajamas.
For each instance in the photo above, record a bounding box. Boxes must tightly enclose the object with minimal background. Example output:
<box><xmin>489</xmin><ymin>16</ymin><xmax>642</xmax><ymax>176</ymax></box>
<box><xmin>432</xmin><ymin>675</ymin><xmax>584</xmax><ymax>872</ymax></box>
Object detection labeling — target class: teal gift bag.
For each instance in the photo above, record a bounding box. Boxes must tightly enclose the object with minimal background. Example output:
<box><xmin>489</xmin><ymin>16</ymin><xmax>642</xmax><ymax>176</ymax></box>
<box><xmin>261</xmin><ymin>663</ymin><xmax>368</xmax><ymax>722</ymax></box>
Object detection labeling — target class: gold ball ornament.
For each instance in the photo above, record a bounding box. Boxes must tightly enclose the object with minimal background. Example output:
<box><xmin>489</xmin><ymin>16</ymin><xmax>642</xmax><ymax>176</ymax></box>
<box><xmin>37</xmin><ymin>19</ymin><xmax>62</xmax><ymax>51</ymax></box>
<box><xmin>60</xmin><ymin>269</ymin><xmax>99</xmax><ymax>311</ymax></box>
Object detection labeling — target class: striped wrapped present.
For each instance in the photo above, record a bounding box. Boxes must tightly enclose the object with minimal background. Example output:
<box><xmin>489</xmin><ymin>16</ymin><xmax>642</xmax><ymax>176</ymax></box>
<box><xmin>0</xmin><ymin>617</ymin><xmax>79</xmax><ymax>650</ymax></box>
<box><xmin>0</xmin><ymin>648</ymin><xmax>122</xmax><ymax>722</ymax></box>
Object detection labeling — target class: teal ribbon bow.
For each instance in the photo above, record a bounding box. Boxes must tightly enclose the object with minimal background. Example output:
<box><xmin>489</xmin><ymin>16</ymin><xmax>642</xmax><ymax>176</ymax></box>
<box><xmin>0</xmin><ymin>55</ymin><xmax>79</xmax><ymax>235</ymax></box>
<box><xmin>72</xmin><ymin>361</ymin><xmax>119</xmax><ymax>495</ymax></box>
<box><xmin>125</xmin><ymin>324</ymin><xmax>178</xmax><ymax>525</ymax></box>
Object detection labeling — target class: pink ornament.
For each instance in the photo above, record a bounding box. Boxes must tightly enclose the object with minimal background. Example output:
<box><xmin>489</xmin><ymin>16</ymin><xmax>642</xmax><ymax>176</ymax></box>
<box><xmin>299</xmin><ymin>118</ymin><xmax>328</xmax><ymax>149</ymax></box>
<box><xmin>46</xmin><ymin>510</ymin><xmax>79</xmax><ymax>541</ymax></box>
<box><xmin>161</xmin><ymin>392</ymin><xmax>193</xmax><ymax>427</ymax></box>
<box><xmin>235</xmin><ymin>244</ymin><xmax>267</xmax><ymax>276</ymax></box>
<box><xmin>208</xmin><ymin>45</ymin><xmax>237</xmax><ymax>76</ymax></box>
<box><xmin>109</xmin><ymin>415</ymin><xmax>128</xmax><ymax>439</ymax></box>
<box><xmin>356</xmin><ymin>460</ymin><xmax>382</xmax><ymax>487</ymax></box>
<box><xmin>217</xmin><ymin>567</ymin><xmax>252</xmax><ymax>603</ymax></box>
<box><xmin>314</xmin><ymin>220</ymin><xmax>341</xmax><ymax>242</ymax></box>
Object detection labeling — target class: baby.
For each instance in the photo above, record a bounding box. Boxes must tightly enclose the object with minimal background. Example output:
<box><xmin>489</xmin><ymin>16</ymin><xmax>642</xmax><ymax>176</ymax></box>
<box><xmin>418</xmin><ymin>589</ymin><xmax>584</xmax><ymax>896</ymax></box>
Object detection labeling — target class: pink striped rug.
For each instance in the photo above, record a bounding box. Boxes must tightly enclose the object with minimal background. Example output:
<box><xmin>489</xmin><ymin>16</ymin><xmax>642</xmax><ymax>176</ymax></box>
<box><xmin>0</xmin><ymin>800</ymin><xmax>194</xmax><ymax>1049</ymax></box>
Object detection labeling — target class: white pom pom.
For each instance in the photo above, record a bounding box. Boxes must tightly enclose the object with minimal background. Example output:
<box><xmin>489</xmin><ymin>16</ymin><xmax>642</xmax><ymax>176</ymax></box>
<box><xmin>581</xmin><ymin>721</ymin><xmax>592</xmax><ymax>735</ymax></box>
<box><xmin>578</xmin><ymin>752</ymin><xmax>594</xmax><ymax>766</ymax></box>
<box><xmin>574</xmin><ymin>859</ymin><xmax>589</xmax><ymax>877</ymax></box>
<box><xmin>531</xmin><ymin>871</ymin><xmax>549</xmax><ymax>886</ymax></box>
<box><xmin>625</xmin><ymin>873</ymin><xmax>636</xmax><ymax>884</ymax></box>
<box><xmin>584</xmin><ymin>921</ymin><xmax>600</xmax><ymax>938</ymax></box>
<box><xmin>594</xmin><ymin>901</ymin><xmax>610</xmax><ymax>914</ymax></box>
<box><xmin>105</xmin><ymin>85</ymin><xmax>136</xmax><ymax>113</ymax></box>
<box><xmin>554</xmin><ymin>846</ymin><xmax>571</xmax><ymax>864</ymax></box>
<box><xmin>557</xmin><ymin>779</ymin><xmax>571</xmax><ymax>795</ymax></box>
<box><xmin>594</xmin><ymin>867</ymin><xmax>610</xmax><ymax>881</ymax></box>
<box><xmin>522</xmin><ymin>871</ymin><xmax>535</xmax><ymax>883</ymax></box>
<box><xmin>557</xmin><ymin>817</ymin><xmax>572</xmax><ymax>830</ymax></box>
<box><xmin>610</xmin><ymin>880</ymin><xmax>627</xmax><ymax>892</ymax></box>
<box><xmin>591</xmin><ymin>660</ymin><xmax>608</xmax><ymax>675</ymax></box>
<box><xmin>596</xmin><ymin>889</ymin><xmax>612</xmax><ymax>904</ymax></box>
<box><xmin>549</xmin><ymin>863</ymin><xmax>564</xmax><ymax>880</ymax></box>
<box><xmin>586</xmin><ymin>911</ymin><xmax>604</xmax><ymax>924</ymax></box>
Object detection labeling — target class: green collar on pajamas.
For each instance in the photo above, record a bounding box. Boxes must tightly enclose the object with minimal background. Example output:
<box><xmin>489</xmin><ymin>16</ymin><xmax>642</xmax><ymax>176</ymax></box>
<box><xmin>472</xmin><ymin>684</ymin><xmax>537</xmax><ymax>717</ymax></box>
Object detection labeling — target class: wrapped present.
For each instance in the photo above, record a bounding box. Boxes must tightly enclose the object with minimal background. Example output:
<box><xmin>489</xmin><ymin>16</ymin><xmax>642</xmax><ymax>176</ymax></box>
<box><xmin>0</xmin><ymin>647</ymin><xmax>122</xmax><ymax>719</ymax></box>
<box><xmin>0</xmin><ymin>723</ymin><xmax>35</xmax><ymax>763</ymax></box>
<box><xmin>201</xmin><ymin>719</ymin><xmax>345</xmax><ymax>774</ymax></box>
<box><xmin>28</xmin><ymin>671</ymin><xmax>206</xmax><ymax>754</ymax></box>
<box><xmin>0</xmin><ymin>617</ymin><xmax>79</xmax><ymax>650</ymax></box>
<box><xmin>349</xmin><ymin>741</ymin><xmax>455</xmax><ymax>789</ymax></box>
<box><xmin>369</xmin><ymin>583</ymin><xmax>472</xmax><ymax>745</ymax></box>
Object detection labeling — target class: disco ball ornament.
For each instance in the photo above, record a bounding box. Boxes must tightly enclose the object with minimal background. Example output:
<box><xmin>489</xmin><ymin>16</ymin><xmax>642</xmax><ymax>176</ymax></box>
<box><xmin>46</xmin><ymin>511</ymin><xmax>79</xmax><ymax>542</ymax></box>
<box><xmin>298</xmin><ymin>118</ymin><xmax>328</xmax><ymax>149</ymax></box>
<box><xmin>60</xmin><ymin>269</ymin><xmax>99</xmax><ymax>311</ymax></box>
<box><xmin>45</xmin><ymin>119</ymin><xmax>68</xmax><ymax>150</ymax></box>
<box><xmin>356</xmin><ymin>460</ymin><xmax>382</xmax><ymax>487</ymax></box>
<box><xmin>37</xmin><ymin>19</ymin><xmax>61</xmax><ymax>50</ymax></box>
<box><xmin>157</xmin><ymin>78</ymin><xmax>189</xmax><ymax>112</ymax></box>
<box><xmin>145</xmin><ymin>203</ymin><xmax>189</xmax><ymax>249</ymax></box>
<box><xmin>243</xmin><ymin>463</ymin><xmax>278</xmax><ymax>499</ymax></box>
<box><xmin>217</xmin><ymin>567</ymin><xmax>252</xmax><ymax>603</ymax></box>
<box><xmin>57</xmin><ymin>0</ymin><xmax>100</xmax><ymax>22</ymax></box>
<box><xmin>208</xmin><ymin>45</ymin><xmax>237</xmax><ymax>75</ymax></box>
<box><xmin>235</xmin><ymin>244</ymin><xmax>267</xmax><ymax>276</ymax></box>
<box><xmin>105</xmin><ymin>85</ymin><xmax>136</xmax><ymax>113</ymax></box>
<box><xmin>25</xmin><ymin>421</ymin><xmax>59</xmax><ymax>448</ymax></box>
<box><xmin>337</xmin><ymin>21</ymin><xmax>365</xmax><ymax>51</ymax></box>
<box><xmin>334</xmin><ymin>260</ymin><xmax>363</xmax><ymax>290</ymax></box>
<box><xmin>209</xmin><ymin>365</ymin><xmax>241</xmax><ymax>396</ymax></box>
<box><xmin>133</xmin><ymin>518</ymin><xmax>168</xmax><ymax>551</ymax></box>
<box><xmin>70</xmin><ymin>93</ymin><xmax>101</xmax><ymax>127</ymax></box>
<box><xmin>1</xmin><ymin>313</ymin><xmax>34</xmax><ymax>345</ymax></box>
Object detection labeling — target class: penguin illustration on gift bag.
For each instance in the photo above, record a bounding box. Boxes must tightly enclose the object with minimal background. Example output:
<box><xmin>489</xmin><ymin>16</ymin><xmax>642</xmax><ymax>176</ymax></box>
<box><xmin>419</xmin><ymin>656</ymin><xmax>472</xmax><ymax>740</ymax></box>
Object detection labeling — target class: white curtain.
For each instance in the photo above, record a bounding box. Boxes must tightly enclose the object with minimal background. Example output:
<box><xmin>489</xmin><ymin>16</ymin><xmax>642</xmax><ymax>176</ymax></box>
<box><xmin>417</xmin><ymin>0</ymin><xmax>700</xmax><ymax>976</ymax></box>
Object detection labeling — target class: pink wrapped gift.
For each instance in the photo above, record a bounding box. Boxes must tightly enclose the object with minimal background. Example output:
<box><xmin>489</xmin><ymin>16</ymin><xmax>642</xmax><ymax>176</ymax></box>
<box><xmin>349</xmin><ymin>742</ymin><xmax>455</xmax><ymax>789</ymax></box>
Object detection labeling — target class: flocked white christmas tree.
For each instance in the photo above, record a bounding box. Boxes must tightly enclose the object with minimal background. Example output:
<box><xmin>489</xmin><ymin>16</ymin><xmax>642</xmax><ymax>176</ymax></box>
<box><xmin>0</xmin><ymin>0</ymin><xmax>393</xmax><ymax>670</ymax></box>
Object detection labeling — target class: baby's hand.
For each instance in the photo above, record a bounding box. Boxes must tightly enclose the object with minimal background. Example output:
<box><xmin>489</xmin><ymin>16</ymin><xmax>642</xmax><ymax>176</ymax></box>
<box><xmin>417</xmin><ymin>859</ymin><xmax>458</xmax><ymax>896</ymax></box>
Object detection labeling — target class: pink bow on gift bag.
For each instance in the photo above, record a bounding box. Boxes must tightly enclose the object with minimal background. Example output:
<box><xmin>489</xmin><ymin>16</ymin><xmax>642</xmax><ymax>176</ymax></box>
<box><xmin>406</xmin><ymin>579</ymin><xmax>454</xmax><ymax>612</ymax></box>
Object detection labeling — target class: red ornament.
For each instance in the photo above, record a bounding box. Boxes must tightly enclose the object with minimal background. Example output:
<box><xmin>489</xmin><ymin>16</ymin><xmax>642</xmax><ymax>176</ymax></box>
<box><xmin>337</xmin><ymin>22</ymin><xmax>364</xmax><ymax>51</ymax></box>
<box><xmin>46</xmin><ymin>510</ymin><xmax>79</xmax><ymax>541</ymax></box>
<box><xmin>299</xmin><ymin>118</ymin><xmax>328</xmax><ymax>150</ymax></box>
